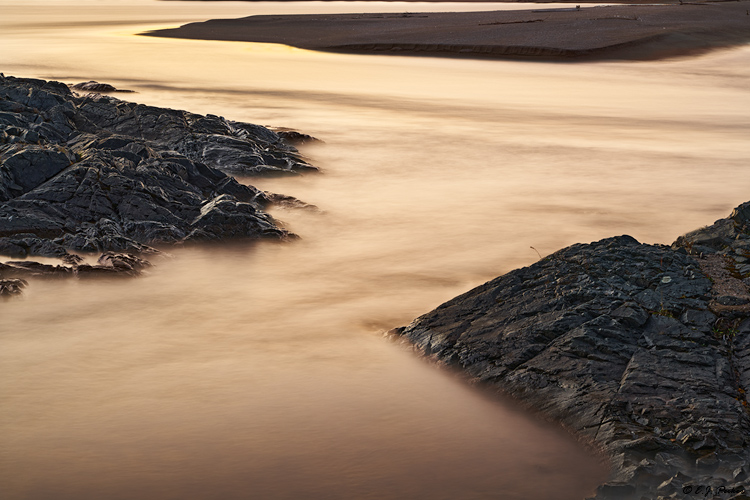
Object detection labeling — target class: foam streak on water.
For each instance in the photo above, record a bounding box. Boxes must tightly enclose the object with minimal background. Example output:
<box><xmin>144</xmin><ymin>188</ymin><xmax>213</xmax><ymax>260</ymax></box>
<box><xmin>1</xmin><ymin>1</ymin><xmax>749</xmax><ymax>498</ymax></box>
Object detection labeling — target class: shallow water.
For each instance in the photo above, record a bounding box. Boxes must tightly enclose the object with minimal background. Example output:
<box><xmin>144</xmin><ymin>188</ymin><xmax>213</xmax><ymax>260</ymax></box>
<box><xmin>2</xmin><ymin>1</ymin><xmax>750</xmax><ymax>499</ymax></box>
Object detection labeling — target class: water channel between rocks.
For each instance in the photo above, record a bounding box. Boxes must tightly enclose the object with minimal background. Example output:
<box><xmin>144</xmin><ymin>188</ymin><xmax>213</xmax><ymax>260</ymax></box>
<box><xmin>1</xmin><ymin>1</ymin><xmax>750</xmax><ymax>498</ymax></box>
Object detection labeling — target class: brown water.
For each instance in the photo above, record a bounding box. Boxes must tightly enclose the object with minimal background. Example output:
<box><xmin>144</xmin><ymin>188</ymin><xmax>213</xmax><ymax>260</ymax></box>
<box><xmin>2</xmin><ymin>1</ymin><xmax>750</xmax><ymax>498</ymax></box>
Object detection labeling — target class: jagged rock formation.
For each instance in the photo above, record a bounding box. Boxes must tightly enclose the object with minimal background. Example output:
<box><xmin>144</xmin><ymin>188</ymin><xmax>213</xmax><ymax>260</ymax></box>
<box><xmin>0</xmin><ymin>277</ymin><xmax>27</xmax><ymax>297</ymax></box>
<box><xmin>0</xmin><ymin>74</ymin><xmax>317</xmax><ymax>262</ymax></box>
<box><xmin>393</xmin><ymin>204</ymin><xmax>750</xmax><ymax>500</ymax></box>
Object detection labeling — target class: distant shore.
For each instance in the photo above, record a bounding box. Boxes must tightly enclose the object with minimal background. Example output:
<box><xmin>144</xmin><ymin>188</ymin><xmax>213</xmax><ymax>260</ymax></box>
<box><xmin>145</xmin><ymin>1</ymin><xmax>750</xmax><ymax>61</ymax></box>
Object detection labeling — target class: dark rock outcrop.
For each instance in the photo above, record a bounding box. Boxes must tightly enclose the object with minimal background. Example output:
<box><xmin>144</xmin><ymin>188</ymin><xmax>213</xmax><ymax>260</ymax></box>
<box><xmin>96</xmin><ymin>251</ymin><xmax>151</xmax><ymax>273</ymax></box>
<box><xmin>70</xmin><ymin>81</ymin><xmax>134</xmax><ymax>93</ymax></box>
<box><xmin>393</xmin><ymin>205</ymin><xmax>750</xmax><ymax>499</ymax></box>
<box><xmin>0</xmin><ymin>75</ymin><xmax>318</xmax><ymax>262</ymax></box>
<box><xmin>272</xmin><ymin>128</ymin><xmax>323</xmax><ymax>146</ymax></box>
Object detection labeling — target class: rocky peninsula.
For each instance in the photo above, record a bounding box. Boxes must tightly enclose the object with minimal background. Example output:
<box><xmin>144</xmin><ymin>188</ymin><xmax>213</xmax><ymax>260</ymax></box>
<box><xmin>393</xmin><ymin>204</ymin><xmax>750</xmax><ymax>499</ymax></box>
<box><xmin>145</xmin><ymin>1</ymin><xmax>750</xmax><ymax>62</ymax></box>
<box><xmin>0</xmin><ymin>75</ymin><xmax>315</xmax><ymax>294</ymax></box>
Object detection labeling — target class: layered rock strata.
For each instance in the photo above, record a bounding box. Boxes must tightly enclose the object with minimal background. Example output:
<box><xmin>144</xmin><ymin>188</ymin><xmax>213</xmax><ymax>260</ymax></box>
<box><xmin>0</xmin><ymin>75</ymin><xmax>316</xmax><ymax>264</ymax></box>
<box><xmin>394</xmin><ymin>203</ymin><xmax>750</xmax><ymax>500</ymax></box>
<box><xmin>0</xmin><ymin>251</ymin><xmax>152</xmax><ymax>296</ymax></box>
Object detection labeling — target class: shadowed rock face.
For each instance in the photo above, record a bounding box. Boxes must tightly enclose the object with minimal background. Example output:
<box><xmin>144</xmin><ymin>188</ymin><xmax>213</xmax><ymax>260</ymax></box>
<box><xmin>394</xmin><ymin>209</ymin><xmax>750</xmax><ymax>499</ymax></box>
<box><xmin>0</xmin><ymin>75</ymin><xmax>317</xmax><ymax>260</ymax></box>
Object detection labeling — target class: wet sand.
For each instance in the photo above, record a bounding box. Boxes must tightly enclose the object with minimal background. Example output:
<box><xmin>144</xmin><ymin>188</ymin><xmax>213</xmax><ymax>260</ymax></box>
<box><xmin>145</xmin><ymin>1</ymin><xmax>750</xmax><ymax>61</ymax></box>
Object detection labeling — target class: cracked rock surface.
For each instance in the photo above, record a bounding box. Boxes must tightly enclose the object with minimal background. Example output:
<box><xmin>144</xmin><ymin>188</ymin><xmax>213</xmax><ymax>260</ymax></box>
<box><xmin>394</xmin><ymin>204</ymin><xmax>750</xmax><ymax>499</ymax></box>
<box><xmin>0</xmin><ymin>74</ymin><xmax>316</xmax><ymax>261</ymax></box>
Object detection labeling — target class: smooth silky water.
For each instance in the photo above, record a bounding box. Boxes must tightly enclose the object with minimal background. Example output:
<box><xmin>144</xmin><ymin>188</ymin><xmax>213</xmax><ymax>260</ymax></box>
<box><xmin>1</xmin><ymin>1</ymin><xmax>749</xmax><ymax>498</ymax></box>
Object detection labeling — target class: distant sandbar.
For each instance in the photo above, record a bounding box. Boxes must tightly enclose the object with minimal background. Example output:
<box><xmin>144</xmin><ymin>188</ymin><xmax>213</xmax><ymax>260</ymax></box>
<box><xmin>144</xmin><ymin>1</ymin><xmax>750</xmax><ymax>61</ymax></box>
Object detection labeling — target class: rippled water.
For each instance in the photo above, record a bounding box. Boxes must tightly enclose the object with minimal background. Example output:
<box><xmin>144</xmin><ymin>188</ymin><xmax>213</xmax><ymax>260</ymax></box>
<box><xmin>2</xmin><ymin>1</ymin><xmax>750</xmax><ymax>498</ymax></box>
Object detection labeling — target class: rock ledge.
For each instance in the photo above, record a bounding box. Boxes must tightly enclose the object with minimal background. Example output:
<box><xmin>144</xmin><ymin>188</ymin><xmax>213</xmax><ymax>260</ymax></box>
<box><xmin>1</xmin><ymin>74</ymin><xmax>318</xmax><ymax>292</ymax></box>
<box><xmin>393</xmin><ymin>205</ymin><xmax>750</xmax><ymax>499</ymax></box>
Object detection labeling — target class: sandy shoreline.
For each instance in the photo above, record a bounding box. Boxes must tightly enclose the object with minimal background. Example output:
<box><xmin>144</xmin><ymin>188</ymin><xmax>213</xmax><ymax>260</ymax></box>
<box><xmin>145</xmin><ymin>1</ymin><xmax>750</xmax><ymax>61</ymax></box>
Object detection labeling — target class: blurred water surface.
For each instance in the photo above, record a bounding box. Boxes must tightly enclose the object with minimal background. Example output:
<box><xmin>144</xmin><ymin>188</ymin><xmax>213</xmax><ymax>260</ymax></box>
<box><xmin>1</xmin><ymin>1</ymin><xmax>749</xmax><ymax>499</ymax></box>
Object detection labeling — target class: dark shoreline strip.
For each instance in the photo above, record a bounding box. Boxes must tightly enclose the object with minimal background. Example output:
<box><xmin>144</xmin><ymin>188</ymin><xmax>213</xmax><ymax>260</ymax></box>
<box><xmin>321</xmin><ymin>34</ymin><xmax>682</xmax><ymax>60</ymax></box>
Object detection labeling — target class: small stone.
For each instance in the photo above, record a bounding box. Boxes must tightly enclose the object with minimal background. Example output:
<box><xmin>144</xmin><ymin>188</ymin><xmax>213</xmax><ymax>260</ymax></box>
<box><xmin>717</xmin><ymin>295</ymin><xmax>749</xmax><ymax>306</ymax></box>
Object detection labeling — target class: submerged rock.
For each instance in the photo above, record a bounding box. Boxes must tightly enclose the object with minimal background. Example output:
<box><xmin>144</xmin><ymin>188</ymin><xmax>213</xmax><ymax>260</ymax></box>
<box><xmin>96</xmin><ymin>251</ymin><xmax>151</xmax><ymax>273</ymax></box>
<box><xmin>0</xmin><ymin>251</ymin><xmax>150</xmax><ymax>284</ymax></box>
<box><xmin>394</xmin><ymin>204</ymin><xmax>750</xmax><ymax>499</ymax></box>
<box><xmin>0</xmin><ymin>277</ymin><xmax>27</xmax><ymax>297</ymax></box>
<box><xmin>0</xmin><ymin>75</ymin><xmax>318</xmax><ymax>262</ymax></box>
<box><xmin>0</xmin><ymin>260</ymin><xmax>73</xmax><ymax>278</ymax></box>
<box><xmin>271</xmin><ymin>128</ymin><xmax>323</xmax><ymax>146</ymax></box>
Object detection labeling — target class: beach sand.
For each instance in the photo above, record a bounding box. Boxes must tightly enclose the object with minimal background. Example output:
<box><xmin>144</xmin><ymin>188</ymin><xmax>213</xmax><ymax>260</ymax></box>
<box><xmin>145</xmin><ymin>1</ymin><xmax>750</xmax><ymax>61</ymax></box>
